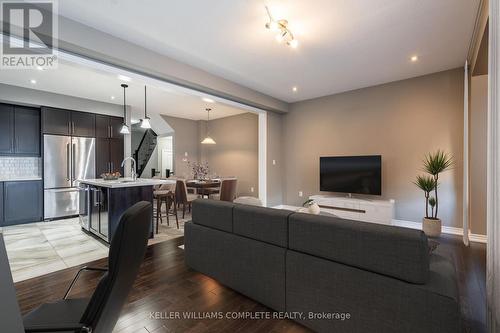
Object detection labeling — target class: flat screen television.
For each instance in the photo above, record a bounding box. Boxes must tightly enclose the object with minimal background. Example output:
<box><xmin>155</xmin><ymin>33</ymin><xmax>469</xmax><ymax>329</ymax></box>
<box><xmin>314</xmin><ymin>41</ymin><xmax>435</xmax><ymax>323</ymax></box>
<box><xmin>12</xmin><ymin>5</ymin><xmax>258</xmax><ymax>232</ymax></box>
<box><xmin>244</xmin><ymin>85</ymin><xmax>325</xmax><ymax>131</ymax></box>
<box><xmin>320</xmin><ymin>155</ymin><xmax>382</xmax><ymax>195</ymax></box>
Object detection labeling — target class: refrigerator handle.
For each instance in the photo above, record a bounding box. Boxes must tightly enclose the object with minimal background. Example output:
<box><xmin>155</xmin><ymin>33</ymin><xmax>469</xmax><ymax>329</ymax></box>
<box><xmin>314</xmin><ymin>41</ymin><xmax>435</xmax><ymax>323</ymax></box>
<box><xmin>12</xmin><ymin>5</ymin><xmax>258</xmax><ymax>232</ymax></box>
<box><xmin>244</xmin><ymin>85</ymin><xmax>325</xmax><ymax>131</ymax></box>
<box><xmin>72</xmin><ymin>143</ymin><xmax>76</xmax><ymax>181</ymax></box>
<box><xmin>66</xmin><ymin>143</ymin><xmax>70</xmax><ymax>181</ymax></box>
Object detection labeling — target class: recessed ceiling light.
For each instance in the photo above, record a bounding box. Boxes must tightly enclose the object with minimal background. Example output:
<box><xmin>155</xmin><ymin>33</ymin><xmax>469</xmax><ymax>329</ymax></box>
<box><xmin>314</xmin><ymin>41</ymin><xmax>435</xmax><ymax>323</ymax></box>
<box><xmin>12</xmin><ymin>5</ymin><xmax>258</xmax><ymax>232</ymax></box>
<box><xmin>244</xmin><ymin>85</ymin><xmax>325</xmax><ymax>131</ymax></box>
<box><xmin>117</xmin><ymin>75</ymin><xmax>131</xmax><ymax>82</ymax></box>
<box><xmin>411</xmin><ymin>55</ymin><xmax>418</xmax><ymax>62</ymax></box>
<box><xmin>292</xmin><ymin>86</ymin><xmax>298</xmax><ymax>92</ymax></box>
<box><xmin>202</xmin><ymin>97</ymin><xmax>215</xmax><ymax>103</ymax></box>
<box><xmin>30</xmin><ymin>79</ymin><xmax>37</xmax><ymax>84</ymax></box>
<box><xmin>110</xmin><ymin>96</ymin><xmax>115</xmax><ymax>100</ymax></box>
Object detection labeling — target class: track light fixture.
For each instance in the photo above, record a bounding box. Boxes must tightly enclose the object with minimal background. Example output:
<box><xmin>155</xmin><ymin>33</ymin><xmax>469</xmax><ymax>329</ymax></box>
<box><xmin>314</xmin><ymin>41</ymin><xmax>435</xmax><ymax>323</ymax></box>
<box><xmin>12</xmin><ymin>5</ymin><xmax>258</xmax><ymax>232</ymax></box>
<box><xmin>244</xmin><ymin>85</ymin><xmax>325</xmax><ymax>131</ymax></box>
<box><xmin>265</xmin><ymin>6</ymin><xmax>298</xmax><ymax>48</ymax></box>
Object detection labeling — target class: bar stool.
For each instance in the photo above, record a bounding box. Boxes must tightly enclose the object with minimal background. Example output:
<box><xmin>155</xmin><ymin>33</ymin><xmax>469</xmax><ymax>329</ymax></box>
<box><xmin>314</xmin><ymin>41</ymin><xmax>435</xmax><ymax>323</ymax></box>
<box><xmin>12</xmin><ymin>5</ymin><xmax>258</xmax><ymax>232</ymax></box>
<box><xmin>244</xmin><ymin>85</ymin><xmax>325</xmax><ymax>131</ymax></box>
<box><xmin>165</xmin><ymin>191</ymin><xmax>179</xmax><ymax>229</ymax></box>
<box><xmin>153</xmin><ymin>182</ymin><xmax>178</xmax><ymax>233</ymax></box>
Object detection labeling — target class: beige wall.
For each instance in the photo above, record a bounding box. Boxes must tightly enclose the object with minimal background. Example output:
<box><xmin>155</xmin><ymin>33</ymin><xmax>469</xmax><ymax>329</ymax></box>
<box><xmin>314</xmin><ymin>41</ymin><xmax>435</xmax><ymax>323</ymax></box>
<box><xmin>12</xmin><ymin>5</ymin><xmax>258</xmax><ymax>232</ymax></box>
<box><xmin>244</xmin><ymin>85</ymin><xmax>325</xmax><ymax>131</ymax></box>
<box><xmin>160</xmin><ymin>115</ymin><xmax>199</xmax><ymax>178</ymax></box>
<box><xmin>470</xmin><ymin>75</ymin><xmax>488</xmax><ymax>235</ymax></box>
<box><xmin>284</xmin><ymin>68</ymin><xmax>464</xmax><ymax>227</ymax></box>
<box><xmin>200</xmin><ymin>113</ymin><xmax>259</xmax><ymax>197</ymax></box>
<box><xmin>267</xmin><ymin>112</ymin><xmax>285</xmax><ymax>206</ymax></box>
<box><xmin>162</xmin><ymin>113</ymin><xmax>259</xmax><ymax>198</ymax></box>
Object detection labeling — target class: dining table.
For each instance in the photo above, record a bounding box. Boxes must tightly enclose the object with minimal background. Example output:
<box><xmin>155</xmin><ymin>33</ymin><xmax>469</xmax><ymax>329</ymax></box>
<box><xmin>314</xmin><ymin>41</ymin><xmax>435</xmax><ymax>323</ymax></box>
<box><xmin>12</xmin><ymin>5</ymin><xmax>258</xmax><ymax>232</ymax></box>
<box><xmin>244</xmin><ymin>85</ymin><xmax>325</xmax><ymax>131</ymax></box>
<box><xmin>186</xmin><ymin>179</ymin><xmax>221</xmax><ymax>197</ymax></box>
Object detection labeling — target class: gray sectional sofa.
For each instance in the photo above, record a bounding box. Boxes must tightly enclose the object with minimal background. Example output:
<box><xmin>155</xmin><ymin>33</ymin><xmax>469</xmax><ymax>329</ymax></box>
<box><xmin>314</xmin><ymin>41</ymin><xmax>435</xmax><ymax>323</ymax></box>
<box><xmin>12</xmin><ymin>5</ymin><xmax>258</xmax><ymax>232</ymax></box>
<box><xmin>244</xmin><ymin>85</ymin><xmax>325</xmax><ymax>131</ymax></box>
<box><xmin>184</xmin><ymin>199</ymin><xmax>461</xmax><ymax>333</ymax></box>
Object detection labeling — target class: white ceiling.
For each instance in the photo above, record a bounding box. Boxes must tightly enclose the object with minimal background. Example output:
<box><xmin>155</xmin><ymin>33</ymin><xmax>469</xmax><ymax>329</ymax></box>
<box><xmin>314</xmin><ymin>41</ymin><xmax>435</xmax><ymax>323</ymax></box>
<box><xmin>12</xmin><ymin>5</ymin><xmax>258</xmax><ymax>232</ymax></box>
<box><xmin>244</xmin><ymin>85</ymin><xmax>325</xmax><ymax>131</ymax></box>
<box><xmin>57</xmin><ymin>0</ymin><xmax>480</xmax><ymax>102</ymax></box>
<box><xmin>0</xmin><ymin>59</ymin><xmax>248</xmax><ymax>121</ymax></box>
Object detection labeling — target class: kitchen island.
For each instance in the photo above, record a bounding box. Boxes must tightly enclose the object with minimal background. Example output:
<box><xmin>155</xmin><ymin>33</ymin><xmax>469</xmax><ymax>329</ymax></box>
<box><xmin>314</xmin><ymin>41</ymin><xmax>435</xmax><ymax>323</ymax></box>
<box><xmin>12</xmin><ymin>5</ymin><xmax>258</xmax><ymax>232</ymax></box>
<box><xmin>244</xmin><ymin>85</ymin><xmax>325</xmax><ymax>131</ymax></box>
<box><xmin>78</xmin><ymin>178</ymin><xmax>175</xmax><ymax>243</ymax></box>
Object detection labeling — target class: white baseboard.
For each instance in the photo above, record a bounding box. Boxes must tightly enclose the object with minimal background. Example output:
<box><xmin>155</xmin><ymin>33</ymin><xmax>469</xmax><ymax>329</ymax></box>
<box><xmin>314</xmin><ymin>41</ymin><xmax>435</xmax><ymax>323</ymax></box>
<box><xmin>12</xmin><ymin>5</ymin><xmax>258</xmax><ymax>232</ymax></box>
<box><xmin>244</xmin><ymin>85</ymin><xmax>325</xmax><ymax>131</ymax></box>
<box><xmin>392</xmin><ymin>219</ymin><xmax>487</xmax><ymax>244</ymax></box>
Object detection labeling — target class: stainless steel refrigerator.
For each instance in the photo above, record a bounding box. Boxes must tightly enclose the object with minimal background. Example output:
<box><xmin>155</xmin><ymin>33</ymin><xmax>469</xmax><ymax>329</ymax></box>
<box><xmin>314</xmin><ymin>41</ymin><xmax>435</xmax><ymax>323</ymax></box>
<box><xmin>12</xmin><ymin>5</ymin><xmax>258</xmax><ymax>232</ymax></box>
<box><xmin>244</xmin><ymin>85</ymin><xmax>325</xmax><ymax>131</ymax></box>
<box><xmin>44</xmin><ymin>135</ymin><xmax>95</xmax><ymax>219</ymax></box>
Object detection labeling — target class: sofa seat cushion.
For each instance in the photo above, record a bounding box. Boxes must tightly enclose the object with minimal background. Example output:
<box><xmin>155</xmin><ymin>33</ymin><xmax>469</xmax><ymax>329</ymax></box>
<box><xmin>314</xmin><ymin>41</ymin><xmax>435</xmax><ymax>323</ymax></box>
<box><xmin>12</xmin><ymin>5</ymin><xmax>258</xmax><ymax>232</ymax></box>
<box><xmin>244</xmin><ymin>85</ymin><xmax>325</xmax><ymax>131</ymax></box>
<box><xmin>191</xmin><ymin>199</ymin><xmax>234</xmax><ymax>232</ymax></box>
<box><xmin>233</xmin><ymin>205</ymin><xmax>292</xmax><ymax>247</ymax></box>
<box><xmin>288</xmin><ymin>213</ymin><xmax>430</xmax><ymax>284</ymax></box>
<box><xmin>185</xmin><ymin>222</ymin><xmax>286</xmax><ymax>311</ymax></box>
<box><xmin>286</xmin><ymin>250</ymin><xmax>460</xmax><ymax>333</ymax></box>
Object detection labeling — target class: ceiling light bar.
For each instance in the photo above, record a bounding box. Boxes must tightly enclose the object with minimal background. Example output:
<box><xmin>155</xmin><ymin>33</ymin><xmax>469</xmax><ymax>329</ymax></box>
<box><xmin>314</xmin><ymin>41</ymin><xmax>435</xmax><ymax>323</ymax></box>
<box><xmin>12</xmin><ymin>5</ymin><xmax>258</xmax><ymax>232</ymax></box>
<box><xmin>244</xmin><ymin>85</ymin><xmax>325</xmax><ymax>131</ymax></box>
<box><xmin>265</xmin><ymin>6</ymin><xmax>298</xmax><ymax>48</ymax></box>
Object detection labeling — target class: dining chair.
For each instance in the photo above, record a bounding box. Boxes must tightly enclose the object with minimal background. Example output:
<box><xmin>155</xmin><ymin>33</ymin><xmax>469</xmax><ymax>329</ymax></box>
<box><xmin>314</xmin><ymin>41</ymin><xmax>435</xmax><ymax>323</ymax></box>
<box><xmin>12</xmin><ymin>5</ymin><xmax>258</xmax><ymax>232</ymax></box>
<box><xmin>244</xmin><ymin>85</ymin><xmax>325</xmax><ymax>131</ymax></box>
<box><xmin>212</xmin><ymin>178</ymin><xmax>238</xmax><ymax>202</ymax></box>
<box><xmin>175</xmin><ymin>179</ymin><xmax>199</xmax><ymax>218</ymax></box>
<box><xmin>22</xmin><ymin>202</ymin><xmax>152</xmax><ymax>333</ymax></box>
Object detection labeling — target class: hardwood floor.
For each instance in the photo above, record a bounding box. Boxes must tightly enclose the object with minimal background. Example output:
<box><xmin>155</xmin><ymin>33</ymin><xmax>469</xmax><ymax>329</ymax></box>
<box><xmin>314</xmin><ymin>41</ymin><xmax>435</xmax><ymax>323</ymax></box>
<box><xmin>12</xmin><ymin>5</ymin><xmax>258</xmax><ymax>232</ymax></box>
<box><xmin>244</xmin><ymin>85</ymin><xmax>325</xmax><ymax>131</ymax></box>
<box><xmin>14</xmin><ymin>234</ymin><xmax>486</xmax><ymax>333</ymax></box>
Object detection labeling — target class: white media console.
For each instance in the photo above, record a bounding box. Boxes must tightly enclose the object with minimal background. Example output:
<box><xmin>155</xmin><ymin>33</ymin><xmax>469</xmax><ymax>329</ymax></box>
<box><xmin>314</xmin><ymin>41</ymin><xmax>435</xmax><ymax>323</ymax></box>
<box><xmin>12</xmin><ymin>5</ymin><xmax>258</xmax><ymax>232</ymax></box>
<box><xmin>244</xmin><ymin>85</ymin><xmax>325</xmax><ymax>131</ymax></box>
<box><xmin>309</xmin><ymin>195</ymin><xmax>395</xmax><ymax>225</ymax></box>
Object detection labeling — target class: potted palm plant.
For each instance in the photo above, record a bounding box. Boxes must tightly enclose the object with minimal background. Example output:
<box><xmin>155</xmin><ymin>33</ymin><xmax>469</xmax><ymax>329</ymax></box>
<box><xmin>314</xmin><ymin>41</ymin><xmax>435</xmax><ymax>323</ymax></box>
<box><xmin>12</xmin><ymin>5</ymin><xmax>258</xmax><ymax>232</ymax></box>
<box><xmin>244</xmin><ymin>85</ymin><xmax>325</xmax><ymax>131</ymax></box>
<box><xmin>414</xmin><ymin>150</ymin><xmax>453</xmax><ymax>237</ymax></box>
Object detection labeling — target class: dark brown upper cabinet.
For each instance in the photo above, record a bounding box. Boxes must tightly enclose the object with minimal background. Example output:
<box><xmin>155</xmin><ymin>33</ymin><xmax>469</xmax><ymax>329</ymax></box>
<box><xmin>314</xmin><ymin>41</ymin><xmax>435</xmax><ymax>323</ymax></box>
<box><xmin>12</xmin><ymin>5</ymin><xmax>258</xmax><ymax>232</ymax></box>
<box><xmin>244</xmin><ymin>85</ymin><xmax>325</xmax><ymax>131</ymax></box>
<box><xmin>42</xmin><ymin>107</ymin><xmax>95</xmax><ymax>137</ymax></box>
<box><xmin>109</xmin><ymin>116</ymin><xmax>123</xmax><ymax>138</ymax></box>
<box><xmin>14</xmin><ymin>106</ymin><xmax>41</xmax><ymax>156</ymax></box>
<box><xmin>0</xmin><ymin>104</ymin><xmax>14</xmax><ymax>155</ymax></box>
<box><xmin>0</xmin><ymin>103</ymin><xmax>40</xmax><ymax>157</ymax></box>
<box><xmin>71</xmin><ymin>111</ymin><xmax>96</xmax><ymax>137</ymax></box>
<box><xmin>96</xmin><ymin>115</ymin><xmax>124</xmax><ymax>139</ymax></box>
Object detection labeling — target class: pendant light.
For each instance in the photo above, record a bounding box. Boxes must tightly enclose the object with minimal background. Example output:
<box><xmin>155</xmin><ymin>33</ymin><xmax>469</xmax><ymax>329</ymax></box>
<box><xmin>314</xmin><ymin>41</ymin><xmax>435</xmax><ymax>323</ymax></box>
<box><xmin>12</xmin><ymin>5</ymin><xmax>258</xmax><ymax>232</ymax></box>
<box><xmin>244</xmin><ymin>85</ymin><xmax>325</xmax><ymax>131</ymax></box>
<box><xmin>119</xmin><ymin>84</ymin><xmax>130</xmax><ymax>134</ymax></box>
<box><xmin>201</xmin><ymin>108</ymin><xmax>216</xmax><ymax>144</ymax></box>
<box><xmin>140</xmin><ymin>85</ymin><xmax>151</xmax><ymax>129</ymax></box>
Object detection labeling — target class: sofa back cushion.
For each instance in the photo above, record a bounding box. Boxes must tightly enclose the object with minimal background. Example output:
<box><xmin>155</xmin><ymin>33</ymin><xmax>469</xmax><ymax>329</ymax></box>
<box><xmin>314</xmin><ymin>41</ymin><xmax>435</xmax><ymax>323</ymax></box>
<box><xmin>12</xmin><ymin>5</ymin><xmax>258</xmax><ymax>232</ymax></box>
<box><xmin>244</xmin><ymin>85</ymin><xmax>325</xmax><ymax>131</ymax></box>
<box><xmin>233</xmin><ymin>205</ymin><xmax>292</xmax><ymax>247</ymax></box>
<box><xmin>192</xmin><ymin>199</ymin><xmax>234</xmax><ymax>232</ymax></box>
<box><xmin>288</xmin><ymin>213</ymin><xmax>430</xmax><ymax>284</ymax></box>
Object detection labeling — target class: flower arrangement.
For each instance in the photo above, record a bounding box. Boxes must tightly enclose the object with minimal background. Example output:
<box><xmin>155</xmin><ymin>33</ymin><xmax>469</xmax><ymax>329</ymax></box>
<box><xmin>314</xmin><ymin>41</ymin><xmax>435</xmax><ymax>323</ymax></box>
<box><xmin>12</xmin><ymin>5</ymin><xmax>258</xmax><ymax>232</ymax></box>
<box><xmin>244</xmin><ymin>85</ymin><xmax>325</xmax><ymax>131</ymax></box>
<box><xmin>187</xmin><ymin>160</ymin><xmax>209</xmax><ymax>180</ymax></box>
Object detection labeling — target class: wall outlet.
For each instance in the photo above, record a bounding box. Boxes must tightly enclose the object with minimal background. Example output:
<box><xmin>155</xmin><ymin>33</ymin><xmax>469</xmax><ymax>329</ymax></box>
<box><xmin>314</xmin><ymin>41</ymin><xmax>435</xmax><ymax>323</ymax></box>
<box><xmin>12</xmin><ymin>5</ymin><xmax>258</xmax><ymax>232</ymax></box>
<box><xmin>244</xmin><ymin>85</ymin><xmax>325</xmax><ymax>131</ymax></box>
<box><xmin>298</xmin><ymin>191</ymin><xmax>303</xmax><ymax>197</ymax></box>
<box><xmin>250</xmin><ymin>187</ymin><xmax>254</xmax><ymax>193</ymax></box>
<box><xmin>272</xmin><ymin>159</ymin><xmax>276</xmax><ymax>165</ymax></box>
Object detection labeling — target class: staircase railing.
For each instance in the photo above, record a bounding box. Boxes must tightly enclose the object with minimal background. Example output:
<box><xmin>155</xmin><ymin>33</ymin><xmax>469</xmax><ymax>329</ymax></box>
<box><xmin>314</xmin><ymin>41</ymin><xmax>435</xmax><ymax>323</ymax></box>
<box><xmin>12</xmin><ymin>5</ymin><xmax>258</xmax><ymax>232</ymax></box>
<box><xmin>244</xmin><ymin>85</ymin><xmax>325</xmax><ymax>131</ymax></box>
<box><xmin>134</xmin><ymin>129</ymin><xmax>157</xmax><ymax>177</ymax></box>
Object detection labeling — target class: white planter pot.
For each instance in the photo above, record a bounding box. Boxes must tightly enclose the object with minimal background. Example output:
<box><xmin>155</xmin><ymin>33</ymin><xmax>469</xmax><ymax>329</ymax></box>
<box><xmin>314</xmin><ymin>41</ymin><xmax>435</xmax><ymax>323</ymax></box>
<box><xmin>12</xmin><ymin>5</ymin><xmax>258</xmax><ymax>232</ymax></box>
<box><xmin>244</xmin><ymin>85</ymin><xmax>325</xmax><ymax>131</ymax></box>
<box><xmin>422</xmin><ymin>217</ymin><xmax>442</xmax><ymax>237</ymax></box>
<box><xmin>308</xmin><ymin>203</ymin><xmax>321</xmax><ymax>215</ymax></box>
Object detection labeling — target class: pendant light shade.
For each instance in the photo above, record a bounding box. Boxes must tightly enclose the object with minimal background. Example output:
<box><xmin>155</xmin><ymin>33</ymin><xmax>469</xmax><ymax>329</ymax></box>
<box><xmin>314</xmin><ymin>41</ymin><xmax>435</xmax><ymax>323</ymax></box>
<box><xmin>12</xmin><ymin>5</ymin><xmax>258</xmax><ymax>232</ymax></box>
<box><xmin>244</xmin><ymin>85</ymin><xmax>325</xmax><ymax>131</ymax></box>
<box><xmin>120</xmin><ymin>84</ymin><xmax>130</xmax><ymax>134</ymax></box>
<box><xmin>201</xmin><ymin>108</ymin><xmax>216</xmax><ymax>145</ymax></box>
<box><xmin>140</xmin><ymin>85</ymin><xmax>151</xmax><ymax>129</ymax></box>
<box><xmin>120</xmin><ymin>124</ymin><xmax>130</xmax><ymax>134</ymax></box>
<box><xmin>140</xmin><ymin>117</ymin><xmax>151</xmax><ymax>129</ymax></box>
<box><xmin>201</xmin><ymin>136</ymin><xmax>216</xmax><ymax>145</ymax></box>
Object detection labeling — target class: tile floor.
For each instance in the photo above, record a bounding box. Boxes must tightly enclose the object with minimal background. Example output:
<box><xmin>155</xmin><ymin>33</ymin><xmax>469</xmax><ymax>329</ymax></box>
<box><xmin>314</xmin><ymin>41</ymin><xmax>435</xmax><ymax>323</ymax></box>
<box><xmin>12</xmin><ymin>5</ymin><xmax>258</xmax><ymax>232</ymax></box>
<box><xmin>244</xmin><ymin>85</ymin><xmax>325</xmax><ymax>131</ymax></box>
<box><xmin>1</xmin><ymin>210</ymin><xmax>190</xmax><ymax>282</ymax></box>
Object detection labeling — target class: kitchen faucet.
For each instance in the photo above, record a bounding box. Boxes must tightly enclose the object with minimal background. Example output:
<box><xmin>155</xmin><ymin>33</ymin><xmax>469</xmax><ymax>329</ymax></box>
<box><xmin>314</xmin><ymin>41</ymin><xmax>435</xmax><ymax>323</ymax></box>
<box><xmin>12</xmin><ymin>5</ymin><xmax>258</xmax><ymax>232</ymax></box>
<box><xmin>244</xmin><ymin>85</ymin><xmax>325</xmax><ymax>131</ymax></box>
<box><xmin>121</xmin><ymin>157</ymin><xmax>137</xmax><ymax>181</ymax></box>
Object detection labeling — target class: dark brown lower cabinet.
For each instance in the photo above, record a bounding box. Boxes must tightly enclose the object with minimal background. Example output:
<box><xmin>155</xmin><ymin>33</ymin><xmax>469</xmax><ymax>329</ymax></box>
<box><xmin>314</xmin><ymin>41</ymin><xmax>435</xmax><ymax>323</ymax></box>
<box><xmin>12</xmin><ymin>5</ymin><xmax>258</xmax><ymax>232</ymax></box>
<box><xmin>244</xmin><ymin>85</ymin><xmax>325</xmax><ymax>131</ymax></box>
<box><xmin>2</xmin><ymin>180</ymin><xmax>43</xmax><ymax>226</ymax></box>
<box><xmin>96</xmin><ymin>138</ymin><xmax>124</xmax><ymax>176</ymax></box>
<box><xmin>0</xmin><ymin>182</ymin><xmax>3</xmax><ymax>225</ymax></box>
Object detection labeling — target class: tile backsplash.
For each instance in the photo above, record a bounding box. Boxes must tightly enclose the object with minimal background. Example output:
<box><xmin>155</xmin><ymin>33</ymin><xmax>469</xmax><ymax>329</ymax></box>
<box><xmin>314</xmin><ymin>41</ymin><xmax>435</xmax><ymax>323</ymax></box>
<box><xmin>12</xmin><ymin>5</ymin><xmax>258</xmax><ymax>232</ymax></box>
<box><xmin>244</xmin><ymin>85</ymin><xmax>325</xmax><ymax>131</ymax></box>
<box><xmin>0</xmin><ymin>157</ymin><xmax>41</xmax><ymax>179</ymax></box>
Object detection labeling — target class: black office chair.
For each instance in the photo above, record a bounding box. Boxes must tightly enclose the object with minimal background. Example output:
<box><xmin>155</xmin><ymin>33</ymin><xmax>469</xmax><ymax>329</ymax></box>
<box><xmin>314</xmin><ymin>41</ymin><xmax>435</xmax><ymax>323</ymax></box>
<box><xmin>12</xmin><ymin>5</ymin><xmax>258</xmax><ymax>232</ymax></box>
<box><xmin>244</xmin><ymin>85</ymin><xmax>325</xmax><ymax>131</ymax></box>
<box><xmin>23</xmin><ymin>201</ymin><xmax>152</xmax><ymax>333</ymax></box>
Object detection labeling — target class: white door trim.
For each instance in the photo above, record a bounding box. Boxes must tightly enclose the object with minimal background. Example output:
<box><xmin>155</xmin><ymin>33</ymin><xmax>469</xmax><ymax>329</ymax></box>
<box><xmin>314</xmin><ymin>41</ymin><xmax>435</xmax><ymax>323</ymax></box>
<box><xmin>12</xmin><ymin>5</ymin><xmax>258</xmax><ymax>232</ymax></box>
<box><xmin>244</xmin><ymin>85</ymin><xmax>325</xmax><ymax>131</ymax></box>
<box><xmin>487</xmin><ymin>0</ymin><xmax>500</xmax><ymax>330</ymax></box>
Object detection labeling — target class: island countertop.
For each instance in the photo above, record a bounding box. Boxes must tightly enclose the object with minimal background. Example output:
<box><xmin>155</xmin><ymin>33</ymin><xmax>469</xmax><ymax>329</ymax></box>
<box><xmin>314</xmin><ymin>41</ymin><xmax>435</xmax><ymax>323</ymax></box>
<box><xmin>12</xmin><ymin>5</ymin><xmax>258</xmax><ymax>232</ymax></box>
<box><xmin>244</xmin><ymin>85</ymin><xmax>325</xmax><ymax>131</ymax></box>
<box><xmin>78</xmin><ymin>178</ymin><xmax>176</xmax><ymax>188</ymax></box>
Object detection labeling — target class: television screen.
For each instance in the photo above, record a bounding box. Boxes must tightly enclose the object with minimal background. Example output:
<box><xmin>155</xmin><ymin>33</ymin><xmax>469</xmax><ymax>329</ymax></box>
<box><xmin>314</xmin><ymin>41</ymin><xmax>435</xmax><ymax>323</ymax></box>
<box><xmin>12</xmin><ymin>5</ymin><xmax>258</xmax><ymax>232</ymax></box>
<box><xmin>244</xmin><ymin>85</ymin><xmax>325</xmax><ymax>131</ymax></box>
<box><xmin>320</xmin><ymin>155</ymin><xmax>382</xmax><ymax>195</ymax></box>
